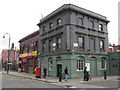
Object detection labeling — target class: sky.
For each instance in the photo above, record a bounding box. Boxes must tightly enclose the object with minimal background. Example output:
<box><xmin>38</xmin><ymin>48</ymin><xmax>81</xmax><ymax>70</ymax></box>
<box><xmin>0</xmin><ymin>0</ymin><xmax>119</xmax><ymax>53</ymax></box>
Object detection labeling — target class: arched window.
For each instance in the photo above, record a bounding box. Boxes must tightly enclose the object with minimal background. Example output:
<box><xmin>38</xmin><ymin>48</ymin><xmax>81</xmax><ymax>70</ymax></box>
<box><xmin>101</xmin><ymin>57</ymin><xmax>106</xmax><ymax>70</ymax></box>
<box><xmin>99</xmin><ymin>24</ymin><xmax>103</xmax><ymax>31</ymax></box>
<box><xmin>29</xmin><ymin>42</ymin><xmax>36</xmax><ymax>52</ymax></box>
<box><xmin>49</xmin><ymin>22</ymin><xmax>53</xmax><ymax>30</ymax></box>
<box><xmin>77</xmin><ymin>56</ymin><xmax>85</xmax><ymax>71</ymax></box>
<box><xmin>89</xmin><ymin>21</ymin><xmax>94</xmax><ymax>28</ymax></box>
<box><xmin>78</xmin><ymin>17</ymin><xmax>83</xmax><ymax>26</ymax></box>
<box><xmin>57</xmin><ymin>18</ymin><xmax>61</xmax><ymax>26</ymax></box>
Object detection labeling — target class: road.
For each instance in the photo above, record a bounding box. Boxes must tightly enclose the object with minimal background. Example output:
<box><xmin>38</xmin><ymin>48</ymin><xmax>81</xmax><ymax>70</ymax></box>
<box><xmin>2</xmin><ymin>73</ymin><xmax>120</xmax><ymax>89</ymax></box>
<box><xmin>2</xmin><ymin>73</ymin><xmax>64</xmax><ymax>88</ymax></box>
<box><xmin>81</xmin><ymin>80</ymin><xmax>120</xmax><ymax>88</ymax></box>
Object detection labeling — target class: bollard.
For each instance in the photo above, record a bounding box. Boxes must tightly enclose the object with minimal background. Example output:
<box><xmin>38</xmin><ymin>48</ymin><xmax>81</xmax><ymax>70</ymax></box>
<box><xmin>104</xmin><ymin>71</ymin><xmax>107</xmax><ymax>80</ymax></box>
<box><xmin>59</xmin><ymin>72</ymin><xmax>62</xmax><ymax>82</ymax></box>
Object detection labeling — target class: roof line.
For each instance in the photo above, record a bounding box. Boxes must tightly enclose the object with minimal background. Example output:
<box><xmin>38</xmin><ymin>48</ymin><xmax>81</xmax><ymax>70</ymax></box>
<box><xmin>38</xmin><ymin>4</ymin><xmax>109</xmax><ymax>25</ymax></box>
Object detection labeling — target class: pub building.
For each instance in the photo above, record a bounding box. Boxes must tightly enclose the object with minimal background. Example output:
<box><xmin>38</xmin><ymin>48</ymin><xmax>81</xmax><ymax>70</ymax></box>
<box><xmin>19</xmin><ymin>30</ymin><xmax>39</xmax><ymax>73</ymax></box>
<box><xmin>37</xmin><ymin>4</ymin><xmax>110</xmax><ymax>78</ymax></box>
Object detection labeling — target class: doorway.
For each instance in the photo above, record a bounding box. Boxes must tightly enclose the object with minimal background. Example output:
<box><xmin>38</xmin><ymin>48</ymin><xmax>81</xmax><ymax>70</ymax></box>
<box><xmin>28</xmin><ymin>58</ymin><xmax>34</xmax><ymax>73</ymax></box>
<box><xmin>90</xmin><ymin>59</ymin><xmax>97</xmax><ymax>76</ymax></box>
<box><xmin>57</xmin><ymin>64</ymin><xmax>62</xmax><ymax>77</ymax></box>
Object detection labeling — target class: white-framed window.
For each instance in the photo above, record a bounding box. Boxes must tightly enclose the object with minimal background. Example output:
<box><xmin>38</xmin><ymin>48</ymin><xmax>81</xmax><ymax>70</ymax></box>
<box><xmin>77</xmin><ymin>60</ymin><xmax>84</xmax><ymax>71</ymax></box>
<box><xmin>100</xmin><ymin>40</ymin><xmax>104</xmax><ymax>52</ymax></box>
<box><xmin>99</xmin><ymin>24</ymin><xmax>103</xmax><ymax>31</ymax></box>
<box><xmin>49</xmin><ymin>60</ymin><xmax>53</xmax><ymax>71</ymax></box>
<box><xmin>101</xmin><ymin>60</ymin><xmax>106</xmax><ymax>70</ymax></box>
<box><xmin>78</xmin><ymin>36</ymin><xmax>84</xmax><ymax>51</ymax></box>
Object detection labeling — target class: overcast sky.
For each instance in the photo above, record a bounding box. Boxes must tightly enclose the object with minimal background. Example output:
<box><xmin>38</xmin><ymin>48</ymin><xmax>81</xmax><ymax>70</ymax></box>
<box><xmin>0</xmin><ymin>0</ymin><xmax>119</xmax><ymax>53</ymax></box>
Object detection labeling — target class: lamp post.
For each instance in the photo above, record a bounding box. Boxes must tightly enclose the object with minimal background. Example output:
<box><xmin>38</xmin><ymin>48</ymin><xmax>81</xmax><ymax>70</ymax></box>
<box><xmin>3</xmin><ymin>33</ymin><xmax>11</xmax><ymax>74</ymax></box>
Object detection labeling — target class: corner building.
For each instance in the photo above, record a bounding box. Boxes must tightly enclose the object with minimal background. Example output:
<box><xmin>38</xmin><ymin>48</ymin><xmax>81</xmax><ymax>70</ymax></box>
<box><xmin>37</xmin><ymin>4</ymin><xmax>110</xmax><ymax>78</ymax></box>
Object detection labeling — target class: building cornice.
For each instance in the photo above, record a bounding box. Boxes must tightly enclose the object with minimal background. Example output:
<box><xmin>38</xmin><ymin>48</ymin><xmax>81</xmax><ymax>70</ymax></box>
<box><xmin>37</xmin><ymin>4</ymin><xmax>109</xmax><ymax>26</ymax></box>
<box><xmin>19</xmin><ymin>30</ymin><xmax>39</xmax><ymax>43</ymax></box>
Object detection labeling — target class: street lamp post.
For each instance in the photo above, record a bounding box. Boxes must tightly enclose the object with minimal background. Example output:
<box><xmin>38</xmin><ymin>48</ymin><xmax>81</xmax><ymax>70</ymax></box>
<box><xmin>3</xmin><ymin>33</ymin><xmax>11</xmax><ymax>74</ymax></box>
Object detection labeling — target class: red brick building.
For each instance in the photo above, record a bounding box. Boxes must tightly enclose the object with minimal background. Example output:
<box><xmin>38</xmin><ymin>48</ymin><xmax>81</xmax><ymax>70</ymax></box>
<box><xmin>2</xmin><ymin>49</ymin><xmax>15</xmax><ymax>70</ymax></box>
<box><xmin>109</xmin><ymin>44</ymin><xmax>120</xmax><ymax>52</ymax></box>
<box><xmin>2</xmin><ymin>49</ymin><xmax>15</xmax><ymax>63</ymax></box>
<box><xmin>19</xmin><ymin>30</ymin><xmax>39</xmax><ymax>73</ymax></box>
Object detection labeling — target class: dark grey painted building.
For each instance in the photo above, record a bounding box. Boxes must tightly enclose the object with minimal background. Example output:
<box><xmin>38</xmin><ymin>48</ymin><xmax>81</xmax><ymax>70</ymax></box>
<box><xmin>37</xmin><ymin>4</ymin><xmax>110</xmax><ymax>78</ymax></box>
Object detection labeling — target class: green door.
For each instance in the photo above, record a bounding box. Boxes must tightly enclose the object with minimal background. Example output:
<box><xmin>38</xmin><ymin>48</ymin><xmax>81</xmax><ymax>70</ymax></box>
<box><xmin>110</xmin><ymin>60</ymin><xmax>118</xmax><ymax>75</ymax></box>
<box><xmin>57</xmin><ymin>64</ymin><xmax>62</xmax><ymax>77</ymax></box>
<box><xmin>90</xmin><ymin>60</ymin><xmax>97</xmax><ymax>76</ymax></box>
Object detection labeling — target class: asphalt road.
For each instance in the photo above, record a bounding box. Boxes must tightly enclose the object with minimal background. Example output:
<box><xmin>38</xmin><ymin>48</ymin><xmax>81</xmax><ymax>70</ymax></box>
<box><xmin>81</xmin><ymin>80</ymin><xmax>120</xmax><ymax>88</ymax></box>
<box><xmin>2</xmin><ymin>73</ymin><xmax>64</xmax><ymax>88</ymax></box>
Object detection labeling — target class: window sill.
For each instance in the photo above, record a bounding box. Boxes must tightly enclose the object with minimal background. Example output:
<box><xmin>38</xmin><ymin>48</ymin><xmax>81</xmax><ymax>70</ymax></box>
<box><xmin>98</xmin><ymin>30</ymin><xmax>105</xmax><ymax>34</ymax></box>
<box><xmin>88</xmin><ymin>28</ymin><xmax>96</xmax><ymax>32</ymax></box>
<box><xmin>101</xmin><ymin>68</ymin><xmax>106</xmax><ymax>70</ymax></box>
<box><xmin>76</xmin><ymin>25</ymin><xmax>85</xmax><ymax>29</ymax></box>
<box><xmin>77</xmin><ymin>70</ymin><xmax>83</xmax><ymax>71</ymax></box>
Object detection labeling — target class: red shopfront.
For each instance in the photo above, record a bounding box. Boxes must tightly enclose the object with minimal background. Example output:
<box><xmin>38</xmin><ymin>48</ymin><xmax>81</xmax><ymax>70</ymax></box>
<box><xmin>19</xmin><ymin>51</ymin><xmax>38</xmax><ymax>73</ymax></box>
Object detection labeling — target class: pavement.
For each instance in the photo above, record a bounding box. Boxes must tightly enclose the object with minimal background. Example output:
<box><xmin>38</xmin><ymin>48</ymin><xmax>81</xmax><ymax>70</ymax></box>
<box><xmin>2</xmin><ymin>71</ymin><xmax>119</xmax><ymax>88</ymax></box>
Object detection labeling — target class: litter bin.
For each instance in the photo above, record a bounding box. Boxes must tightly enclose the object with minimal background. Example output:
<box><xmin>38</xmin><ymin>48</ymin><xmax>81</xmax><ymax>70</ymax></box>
<box><xmin>35</xmin><ymin>67</ymin><xmax>41</xmax><ymax>78</ymax></box>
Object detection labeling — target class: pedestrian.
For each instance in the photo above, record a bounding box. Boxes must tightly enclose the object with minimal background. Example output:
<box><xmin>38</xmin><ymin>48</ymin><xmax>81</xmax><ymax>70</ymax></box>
<box><xmin>86</xmin><ymin>71</ymin><xmax>90</xmax><ymax>81</ymax></box>
<box><xmin>83</xmin><ymin>67</ymin><xmax>87</xmax><ymax>81</ymax></box>
<box><xmin>43</xmin><ymin>68</ymin><xmax>47</xmax><ymax>78</ymax></box>
<box><xmin>64</xmin><ymin>67</ymin><xmax>68</xmax><ymax>81</ymax></box>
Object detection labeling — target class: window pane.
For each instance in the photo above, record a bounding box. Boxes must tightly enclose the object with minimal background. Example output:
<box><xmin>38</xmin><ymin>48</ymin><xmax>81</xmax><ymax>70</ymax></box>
<box><xmin>57</xmin><ymin>37</ymin><xmax>61</xmax><ymax>50</ymax></box>
<box><xmin>99</xmin><ymin>24</ymin><xmax>103</xmax><ymax>31</ymax></box>
<box><xmin>77</xmin><ymin>60</ymin><xmax>84</xmax><ymax>71</ymax></box>
<box><xmin>100</xmin><ymin>40</ymin><xmax>104</xmax><ymax>51</ymax></box>
<box><xmin>101</xmin><ymin>60</ymin><xmax>106</xmax><ymax>69</ymax></box>
<box><xmin>78</xmin><ymin>37</ymin><xmax>84</xmax><ymax>50</ymax></box>
<box><xmin>57</xmin><ymin>18</ymin><xmax>61</xmax><ymax>26</ymax></box>
<box><xmin>49</xmin><ymin>22</ymin><xmax>53</xmax><ymax>29</ymax></box>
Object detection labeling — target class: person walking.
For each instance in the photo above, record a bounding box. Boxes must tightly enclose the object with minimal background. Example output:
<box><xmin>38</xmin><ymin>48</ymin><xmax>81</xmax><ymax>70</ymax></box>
<box><xmin>86</xmin><ymin>71</ymin><xmax>90</xmax><ymax>81</ymax></box>
<box><xmin>43</xmin><ymin>68</ymin><xmax>47</xmax><ymax>78</ymax></box>
<box><xmin>64</xmin><ymin>67</ymin><xmax>68</xmax><ymax>81</ymax></box>
<box><xmin>83</xmin><ymin>67</ymin><xmax>87</xmax><ymax>81</ymax></box>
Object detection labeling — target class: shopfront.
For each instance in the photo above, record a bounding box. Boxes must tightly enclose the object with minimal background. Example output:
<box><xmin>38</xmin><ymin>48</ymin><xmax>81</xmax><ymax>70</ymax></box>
<box><xmin>19</xmin><ymin>51</ymin><xmax>38</xmax><ymax>73</ymax></box>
